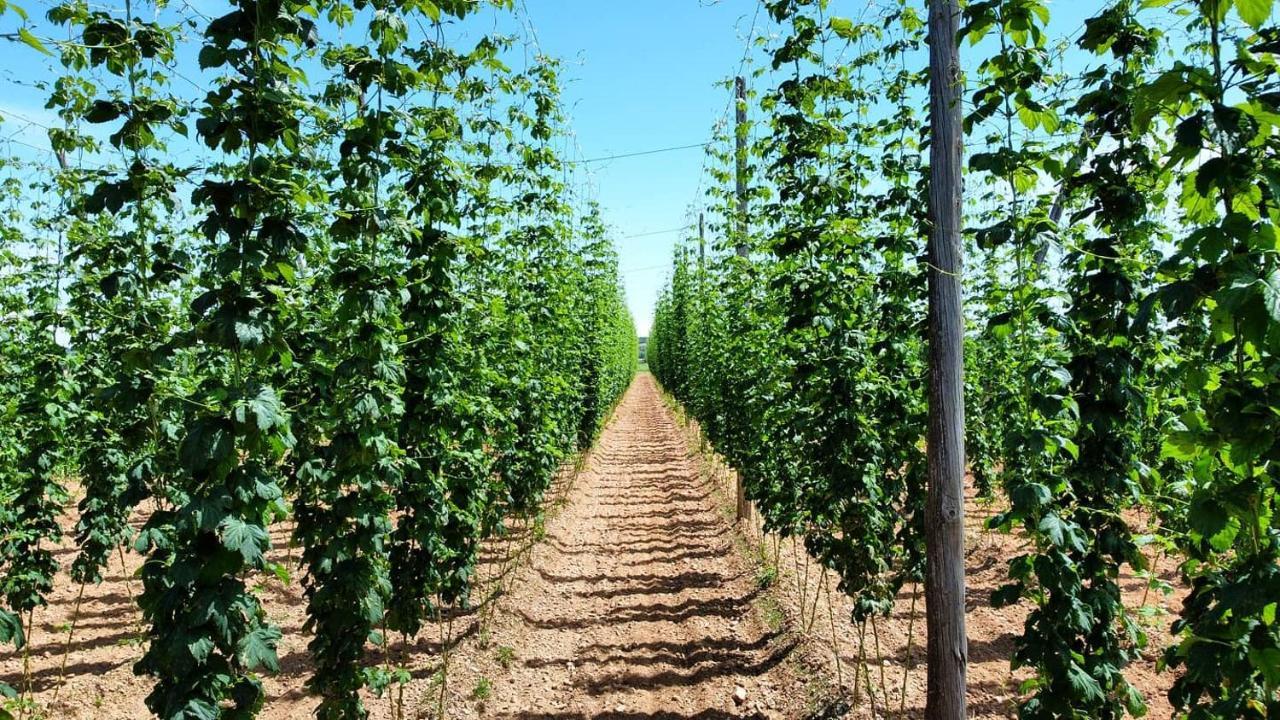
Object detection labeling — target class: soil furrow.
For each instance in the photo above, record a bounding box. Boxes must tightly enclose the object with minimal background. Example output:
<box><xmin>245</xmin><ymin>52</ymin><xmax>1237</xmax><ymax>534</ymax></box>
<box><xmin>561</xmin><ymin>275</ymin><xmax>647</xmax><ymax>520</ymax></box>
<box><xmin>450</xmin><ymin>374</ymin><xmax>805</xmax><ymax>719</ymax></box>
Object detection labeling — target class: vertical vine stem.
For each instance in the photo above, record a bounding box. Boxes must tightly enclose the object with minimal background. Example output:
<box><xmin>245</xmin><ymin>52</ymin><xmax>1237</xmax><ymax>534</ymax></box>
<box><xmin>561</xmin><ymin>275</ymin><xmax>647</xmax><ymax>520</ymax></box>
<box><xmin>900</xmin><ymin>582</ymin><xmax>919</xmax><ymax>714</ymax></box>
<box><xmin>50</xmin><ymin>580</ymin><xmax>87</xmax><ymax>704</ymax></box>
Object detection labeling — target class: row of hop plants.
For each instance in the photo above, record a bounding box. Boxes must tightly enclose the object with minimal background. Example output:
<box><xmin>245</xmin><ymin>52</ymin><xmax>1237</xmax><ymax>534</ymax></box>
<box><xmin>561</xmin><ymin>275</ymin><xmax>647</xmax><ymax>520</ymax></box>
<box><xmin>0</xmin><ymin>0</ymin><xmax>637</xmax><ymax>717</ymax></box>
<box><xmin>651</xmin><ymin>0</ymin><xmax>1279</xmax><ymax>718</ymax></box>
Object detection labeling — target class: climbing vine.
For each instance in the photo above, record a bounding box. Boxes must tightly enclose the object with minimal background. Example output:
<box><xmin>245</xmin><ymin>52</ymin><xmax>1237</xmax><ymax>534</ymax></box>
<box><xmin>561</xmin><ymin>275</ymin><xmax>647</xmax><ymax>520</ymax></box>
<box><xmin>652</xmin><ymin>0</ymin><xmax>1280</xmax><ymax>718</ymax></box>
<box><xmin>3</xmin><ymin>0</ymin><xmax>637</xmax><ymax>716</ymax></box>
<box><xmin>48</xmin><ymin>0</ymin><xmax>188</xmax><ymax>589</ymax></box>
<box><xmin>1153</xmin><ymin>1</ymin><xmax>1280</xmax><ymax>716</ymax></box>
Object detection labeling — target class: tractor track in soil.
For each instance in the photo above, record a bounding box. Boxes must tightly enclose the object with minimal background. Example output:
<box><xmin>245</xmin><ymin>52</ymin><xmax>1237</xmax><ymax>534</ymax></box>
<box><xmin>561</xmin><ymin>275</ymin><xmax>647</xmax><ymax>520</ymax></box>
<box><xmin>436</xmin><ymin>372</ymin><xmax>810</xmax><ymax>719</ymax></box>
<box><xmin>1</xmin><ymin>374</ymin><xmax>813</xmax><ymax>719</ymax></box>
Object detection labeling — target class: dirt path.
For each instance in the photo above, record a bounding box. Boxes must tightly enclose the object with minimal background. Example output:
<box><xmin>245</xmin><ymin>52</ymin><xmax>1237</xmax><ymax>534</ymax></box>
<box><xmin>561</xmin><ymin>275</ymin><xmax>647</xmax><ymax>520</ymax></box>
<box><xmin>1</xmin><ymin>372</ymin><xmax>1183</xmax><ymax>719</ymax></box>
<box><xmin>444</xmin><ymin>374</ymin><xmax>809</xmax><ymax>719</ymax></box>
<box><xmin>1</xmin><ymin>374</ymin><xmax>813</xmax><ymax>719</ymax></box>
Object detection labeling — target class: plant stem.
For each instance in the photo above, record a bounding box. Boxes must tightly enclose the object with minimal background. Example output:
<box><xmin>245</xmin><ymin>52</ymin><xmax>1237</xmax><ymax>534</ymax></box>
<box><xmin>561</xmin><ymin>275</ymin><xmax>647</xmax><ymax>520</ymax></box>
<box><xmin>51</xmin><ymin>580</ymin><xmax>87</xmax><ymax>705</ymax></box>
<box><xmin>871</xmin><ymin>613</ymin><xmax>888</xmax><ymax>704</ymax></box>
<box><xmin>823</xmin><ymin>566</ymin><xmax>844</xmax><ymax>693</ymax></box>
<box><xmin>900</xmin><ymin>582</ymin><xmax>919</xmax><ymax>714</ymax></box>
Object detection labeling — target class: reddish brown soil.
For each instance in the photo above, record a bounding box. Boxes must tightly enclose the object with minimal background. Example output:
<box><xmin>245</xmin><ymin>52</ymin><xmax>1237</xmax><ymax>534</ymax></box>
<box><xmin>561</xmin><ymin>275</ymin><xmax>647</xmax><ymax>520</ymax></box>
<box><xmin>433</xmin><ymin>372</ymin><xmax>813</xmax><ymax>719</ymax></box>
<box><xmin>672</xmin><ymin>385</ymin><xmax>1187</xmax><ymax>720</ymax></box>
<box><xmin>0</xmin><ymin>372</ymin><xmax>1186</xmax><ymax>719</ymax></box>
<box><xmin>1</xmin><ymin>374</ymin><xmax>814</xmax><ymax>719</ymax></box>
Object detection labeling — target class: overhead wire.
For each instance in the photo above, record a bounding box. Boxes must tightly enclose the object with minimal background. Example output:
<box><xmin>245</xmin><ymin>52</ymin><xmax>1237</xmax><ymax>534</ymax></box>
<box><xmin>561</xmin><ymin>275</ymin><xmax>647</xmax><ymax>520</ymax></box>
<box><xmin>619</xmin><ymin>225</ymin><xmax>696</xmax><ymax>240</ymax></box>
<box><xmin>683</xmin><ymin>0</ymin><xmax>765</xmax><ymax>250</ymax></box>
<box><xmin>570</xmin><ymin>142</ymin><xmax>711</xmax><ymax>165</ymax></box>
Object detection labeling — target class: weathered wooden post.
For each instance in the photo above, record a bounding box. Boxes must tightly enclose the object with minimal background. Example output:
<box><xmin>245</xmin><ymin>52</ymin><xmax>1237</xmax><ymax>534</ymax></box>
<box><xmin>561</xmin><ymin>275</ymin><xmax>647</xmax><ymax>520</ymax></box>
<box><xmin>925</xmin><ymin>1</ymin><xmax>969</xmax><ymax>718</ymax></box>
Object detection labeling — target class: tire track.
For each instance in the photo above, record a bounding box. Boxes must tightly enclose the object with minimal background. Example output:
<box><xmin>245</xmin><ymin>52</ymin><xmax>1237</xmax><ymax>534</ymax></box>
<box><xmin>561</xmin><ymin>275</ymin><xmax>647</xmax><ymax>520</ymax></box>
<box><xmin>461</xmin><ymin>374</ymin><xmax>805</xmax><ymax>719</ymax></box>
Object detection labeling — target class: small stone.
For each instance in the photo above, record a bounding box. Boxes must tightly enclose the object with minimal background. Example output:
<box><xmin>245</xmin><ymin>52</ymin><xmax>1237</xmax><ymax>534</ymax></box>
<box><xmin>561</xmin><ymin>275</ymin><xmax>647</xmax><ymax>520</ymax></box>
<box><xmin>732</xmin><ymin>685</ymin><xmax>747</xmax><ymax>705</ymax></box>
<box><xmin>616</xmin><ymin>703</ymin><xmax>627</xmax><ymax>713</ymax></box>
<box><xmin>567</xmin><ymin>661</ymin><xmax>575</xmax><ymax>672</ymax></box>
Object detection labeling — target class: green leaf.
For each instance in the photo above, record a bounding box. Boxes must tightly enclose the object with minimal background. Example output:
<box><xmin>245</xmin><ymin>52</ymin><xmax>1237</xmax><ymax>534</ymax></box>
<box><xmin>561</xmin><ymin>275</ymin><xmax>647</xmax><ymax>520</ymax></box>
<box><xmin>187</xmin><ymin>636</ymin><xmax>215</xmax><ymax>664</ymax></box>
<box><xmin>268</xmin><ymin>561</ymin><xmax>291</xmax><ymax>585</ymax></box>
<box><xmin>248</xmin><ymin>386</ymin><xmax>284</xmax><ymax>431</ymax></box>
<box><xmin>0</xmin><ymin>611</ymin><xmax>24</xmax><ymax>647</ymax></box>
<box><xmin>17</xmin><ymin>27</ymin><xmax>50</xmax><ymax>56</ymax></box>
<box><xmin>1188</xmin><ymin>496</ymin><xmax>1229</xmax><ymax>536</ymax></box>
<box><xmin>1037</xmin><ymin>514</ymin><xmax>1083</xmax><ymax>551</ymax></box>
<box><xmin>219</xmin><ymin>516</ymin><xmax>268</xmax><ymax>565</ymax></box>
<box><xmin>1121</xmin><ymin>681</ymin><xmax>1147</xmax><ymax>715</ymax></box>
<box><xmin>1188</xmin><ymin>495</ymin><xmax>1239</xmax><ymax>551</ymax></box>
<box><xmin>237</xmin><ymin>626</ymin><xmax>281</xmax><ymax>673</ymax></box>
<box><xmin>233</xmin><ymin>320</ymin><xmax>264</xmax><ymax>346</ymax></box>
<box><xmin>1011</xmin><ymin>482</ymin><xmax>1052</xmax><ymax>511</ymax></box>
<box><xmin>1017</xmin><ymin>105</ymin><xmax>1040</xmax><ymax>131</ymax></box>
<box><xmin>1037</xmin><ymin>514</ymin><xmax>1063</xmax><ymax>545</ymax></box>
<box><xmin>84</xmin><ymin>100</ymin><xmax>122</xmax><ymax>124</ymax></box>
<box><xmin>1248</xmin><ymin>647</ymin><xmax>1280</xmax><ymax>689</ymax></box>
<box><xmin>1235</xmin><ymin>0</ymin><xmax>1272</xmax><ymax>28</ymax></box>
<box><xmin>1046</xmin><ymin>365</ymin><xmax>1071</xmax><ymax>388</ymax></box>
<box><xmin>1163</xmin><ymin>432</ymin><xmax>1200</xmax><ymax>461</ymax></box>
<box><xmin>197</xmin><ymin>45</ymin><xmax>224</xmax><ymax>69</ymax></box>
<box><xmin>181</xmin><ymin>698</ymin><xmax>218</xmax><ymax>720</ymax></box>
<box><xmin>1261</xmin><ymin>269</ymin><xmax>1280</xmax><ymax>322</ymax></box>
<box><xmin>179</xmin><ymin>419</ymin><xmax>234</xmax><ymax>475</ymax></box>
<box><xmin>1066</xmin><ymin>662</ymin><xmax>1105</xmax><ymax>704</ymax></box>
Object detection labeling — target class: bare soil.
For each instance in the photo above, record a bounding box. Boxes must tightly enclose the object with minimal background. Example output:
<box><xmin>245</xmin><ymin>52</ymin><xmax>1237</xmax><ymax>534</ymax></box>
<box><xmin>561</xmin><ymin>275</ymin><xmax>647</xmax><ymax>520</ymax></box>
<box><xmin>0</xmin><ymin>374</ymin><xmax>815</xmax><ymax>719</ymax></box>
<box><xmin>0</xmin><ymin>372</ymin><xmax>1187</xmax><ymax>719</ymax></box>
<box><xmin>671</xmin><ymin>382</ymin><xmax>1187</xmax><ymax>720</ymax></box>
<box><xmin>433</xmin><ymin>372</ymin><xmax>814</xmax><ymax>719</ymax></box>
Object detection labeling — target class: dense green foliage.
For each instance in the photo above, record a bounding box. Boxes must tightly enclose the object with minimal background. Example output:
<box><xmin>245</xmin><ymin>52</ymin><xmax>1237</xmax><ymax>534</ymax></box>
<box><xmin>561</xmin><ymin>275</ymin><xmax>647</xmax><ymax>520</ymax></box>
<box><xmin>0</xmin><ymin>0</ymin><xmax>636</xmax><ymax>716</ymax></box>
<box><xmin>651</xmin><ymin>0</ymin><xmax>1280</xmax><ymax>717</ymax></box>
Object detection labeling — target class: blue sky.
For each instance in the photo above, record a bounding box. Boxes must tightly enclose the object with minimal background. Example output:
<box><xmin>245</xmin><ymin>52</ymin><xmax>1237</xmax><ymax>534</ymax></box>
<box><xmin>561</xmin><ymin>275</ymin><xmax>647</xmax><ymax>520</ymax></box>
<box><xmin>0</xmin><ymin>0</ymin><xmax>763</xmax><ymax>336</ymax></box>
<box><xmin>518</xmin><ymin>1</ymin><xmax>1101</xmax><ymax>334</ymax></box>
<box><xmin>514</xmin><ymin>1</ymin><xmax>764</xmax><ymax>335</ymax></box>
<box><xmin>1</xmin><ymin>0</ymin><xmax>1108</xmax><ymax>335</ymax></box>
<box><xmin>526</xmin><ymin>0</ymin><xmax>1114</xmax><ymax>336</ymax></box>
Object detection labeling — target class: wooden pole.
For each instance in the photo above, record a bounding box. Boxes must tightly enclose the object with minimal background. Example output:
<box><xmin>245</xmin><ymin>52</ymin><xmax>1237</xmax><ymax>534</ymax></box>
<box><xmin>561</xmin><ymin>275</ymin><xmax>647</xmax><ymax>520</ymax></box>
<box><xmin>732</xmin><ymin>76</ymin><xmax>751</xmax><ymax>523</ymax></box>
<box><xmin>698</xmin><ymin>211</ymin><xmax>705</xmax><ymax>265</ymax></box>
<box><xmin>734</xmin><ymin>76</ymin><xmax>749</xmax><ymax>259</ymax></box>
<box><xmin>925</xmin><ymin>1</ymin><xmax>968</xmax><ymax>719</ymax></box>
